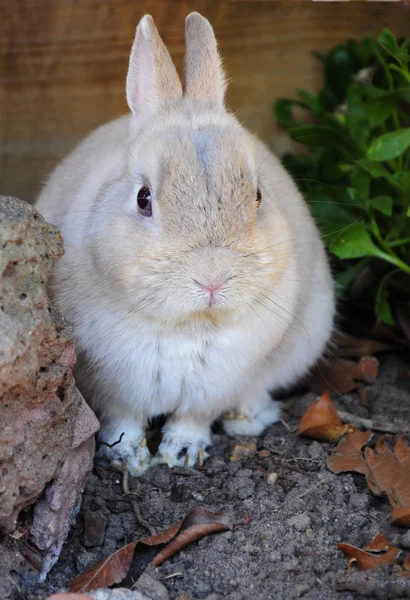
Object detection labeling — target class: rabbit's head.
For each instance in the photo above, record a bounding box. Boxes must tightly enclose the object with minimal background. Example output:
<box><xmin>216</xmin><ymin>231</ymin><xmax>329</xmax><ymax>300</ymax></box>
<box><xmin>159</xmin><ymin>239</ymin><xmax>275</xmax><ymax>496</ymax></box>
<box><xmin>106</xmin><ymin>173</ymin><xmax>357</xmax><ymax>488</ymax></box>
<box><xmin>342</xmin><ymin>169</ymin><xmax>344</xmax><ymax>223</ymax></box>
<box><xmin>94</xmin><ymin>13</ymin><xmax>292</xmax><ymax>327</ymax></box>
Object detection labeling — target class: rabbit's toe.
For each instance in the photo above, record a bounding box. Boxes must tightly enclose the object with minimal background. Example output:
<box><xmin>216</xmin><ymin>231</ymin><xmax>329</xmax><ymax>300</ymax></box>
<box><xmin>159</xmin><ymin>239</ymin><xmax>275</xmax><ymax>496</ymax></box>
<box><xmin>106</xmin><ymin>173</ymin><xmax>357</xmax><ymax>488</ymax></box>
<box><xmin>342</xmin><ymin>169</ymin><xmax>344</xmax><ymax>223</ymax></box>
<box><xmin>97</xmin><ymin>428</ymin><xmax>152</xmax><ymax>476</ymax></box>
<box><xmin>154</xmin><ymin>424</ymin><xmax>211</xmax><ymax>468</ymax></box>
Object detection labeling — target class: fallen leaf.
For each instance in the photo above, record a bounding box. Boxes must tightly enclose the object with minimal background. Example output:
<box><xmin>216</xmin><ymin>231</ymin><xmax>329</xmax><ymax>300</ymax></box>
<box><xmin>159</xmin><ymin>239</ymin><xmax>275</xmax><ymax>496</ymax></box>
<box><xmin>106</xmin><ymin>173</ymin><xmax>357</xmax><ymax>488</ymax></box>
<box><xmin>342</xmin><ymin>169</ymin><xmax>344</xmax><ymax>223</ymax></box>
<box><xmin>395</xmin><ymin>553</ymin><xmax>410</xmax><ymax>576</ymax></box>
<box><xmin>363</xmin><ymin>532</ymin><xmax>389</xmax><ymax>551</ymax></box>
<box><xmin>230</xmin><ymin>441</ymin><xmax>257</xmax><ymax>462</ymax></box>
<box><xmin>338</xmin><ymin>533</ymin><xmax>401</xmax><ymax>571</ymax></box>
<box><xmin>365</xmin><ymin>435</ymin><xmax>410</xmax><ymax>506</ymax></box>
<box><xmin>298</xmin><ymin>391</ymin><xmax>353</xmax><ymax>441</ymax></box>
<box><xmin>331</xmin><ymin>331</ymin><xmax>403</xmax><ymax>357</ymax></box>
<box><xmin>308</xmin><ymin>356</ymin><xmax>378</xmax><ymax>395</ymax></box>
<box><xmin>70</xmin><ymin>507</ymin><xmax>232</xmax><ymax>593</ymax></box>
<box><xmin>328</xmin><ymin>433</ymin><xmax>410</xmax><ymax>525</ymax></box>
<box><xmin>152</xmin><ymin>508</ymin><xmax>233</xmax><ymax>566</ymax></box>
<box><xmin>327</xmin><ymin>430</ymin><xmax>373</xmax><ymax>475</ymax></box>
<box><xmin>397</xmin><ymin>303</ymin><xmax>410</xmax><ymax>342</ymax></box>
<box><xmin>391</xmin><ymin>507</ymin><xmax>410</xmax><ymax>526</ymax></box>
<box><xmin>358</xmin><ymin>356</ymin><xmax>379</xmax><ymax>379</ymax></box>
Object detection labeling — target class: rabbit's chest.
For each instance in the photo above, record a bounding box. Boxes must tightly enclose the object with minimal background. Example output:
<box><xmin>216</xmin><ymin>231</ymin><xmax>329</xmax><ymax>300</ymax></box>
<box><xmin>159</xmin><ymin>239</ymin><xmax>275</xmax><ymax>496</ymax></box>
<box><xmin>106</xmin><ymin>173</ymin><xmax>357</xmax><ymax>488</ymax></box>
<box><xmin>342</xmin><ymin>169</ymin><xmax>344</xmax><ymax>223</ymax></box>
<box><xmin>120</xmin><ymin>325</ymin><xmax>260</xmax><ymax>413</ymax></box>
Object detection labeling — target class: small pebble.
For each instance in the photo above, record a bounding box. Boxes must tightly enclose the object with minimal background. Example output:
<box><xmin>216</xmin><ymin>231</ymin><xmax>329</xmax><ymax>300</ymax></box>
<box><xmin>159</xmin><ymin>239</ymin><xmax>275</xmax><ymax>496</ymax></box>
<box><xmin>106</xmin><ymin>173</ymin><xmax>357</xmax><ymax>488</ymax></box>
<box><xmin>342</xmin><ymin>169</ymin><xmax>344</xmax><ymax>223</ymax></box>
<box><xmin>83</xmin><ymin>511</ymin><xmax>107</xmax><ymax>547</ymax></box>
<box><xmin>267</xmin><ymin>472</ymin><xmax>278</xmax><ymax>486</ymax></box>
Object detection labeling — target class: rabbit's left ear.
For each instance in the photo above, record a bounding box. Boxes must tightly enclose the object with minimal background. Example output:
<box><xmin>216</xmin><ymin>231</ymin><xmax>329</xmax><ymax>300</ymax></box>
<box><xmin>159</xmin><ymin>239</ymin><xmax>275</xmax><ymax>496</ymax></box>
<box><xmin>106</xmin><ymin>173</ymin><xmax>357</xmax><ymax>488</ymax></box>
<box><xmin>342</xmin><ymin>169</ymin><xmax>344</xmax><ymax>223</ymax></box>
<box><xmin>183</xmin><ymin>12</ymin><xmax>226</xmax><ymax>106</ymax></box>
<box><xmin>126</xmin><ymin>15</ymin><xmax>182</xmax><ymax>117</ymax></box>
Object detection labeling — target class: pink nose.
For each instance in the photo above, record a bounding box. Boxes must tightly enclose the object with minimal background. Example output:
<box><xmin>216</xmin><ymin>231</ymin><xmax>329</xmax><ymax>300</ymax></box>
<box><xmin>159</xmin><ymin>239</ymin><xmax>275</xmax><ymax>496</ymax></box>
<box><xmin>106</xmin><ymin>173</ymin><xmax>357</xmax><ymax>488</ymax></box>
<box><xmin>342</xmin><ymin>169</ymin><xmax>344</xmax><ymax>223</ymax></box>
<box><xmin>198</xmin><ymin>282</ymin><xmax>222</xmax><ymax>302</ymax></box>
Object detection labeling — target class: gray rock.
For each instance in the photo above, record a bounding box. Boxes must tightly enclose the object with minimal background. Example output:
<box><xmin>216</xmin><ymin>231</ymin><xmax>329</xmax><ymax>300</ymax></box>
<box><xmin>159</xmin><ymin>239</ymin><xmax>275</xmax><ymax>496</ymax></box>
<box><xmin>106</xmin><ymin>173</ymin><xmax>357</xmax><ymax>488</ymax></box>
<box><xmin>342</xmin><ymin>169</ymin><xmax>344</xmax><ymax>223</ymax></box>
<box><xmin>91</xmin><ymin>589</ymin><xmax>151</xmax><ymax>600</ymax></box>
<box><xmin>134</xmin><ymin>572</ymin><xmax>169</xmax><ymax>600</ymax></box>
<box><xmin>0</xmin><ymin>196</ymin><xmax>99</xmax><ymax>579</ymax></box>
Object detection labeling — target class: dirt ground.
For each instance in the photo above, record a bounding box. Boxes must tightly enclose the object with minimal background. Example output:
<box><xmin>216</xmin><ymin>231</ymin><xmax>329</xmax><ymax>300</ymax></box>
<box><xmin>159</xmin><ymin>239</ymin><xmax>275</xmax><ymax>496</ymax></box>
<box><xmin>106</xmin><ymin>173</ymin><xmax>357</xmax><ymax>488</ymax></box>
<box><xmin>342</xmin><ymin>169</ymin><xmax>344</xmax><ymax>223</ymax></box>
<box><xmin>2</xmin><ymin>352</ymin><xmax>410</xmax><ymax>600</ymax></box>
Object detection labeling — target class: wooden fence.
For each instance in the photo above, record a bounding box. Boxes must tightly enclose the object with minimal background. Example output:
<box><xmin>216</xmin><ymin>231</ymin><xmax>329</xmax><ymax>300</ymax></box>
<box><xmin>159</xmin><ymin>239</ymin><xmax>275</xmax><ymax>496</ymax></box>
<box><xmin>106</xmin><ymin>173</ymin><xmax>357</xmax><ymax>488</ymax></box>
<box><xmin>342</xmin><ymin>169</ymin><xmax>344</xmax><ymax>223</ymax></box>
<box><xmin>1</xmin><ymin>0</ymin><xmax>410</xmax><ymax>201</ymax></box>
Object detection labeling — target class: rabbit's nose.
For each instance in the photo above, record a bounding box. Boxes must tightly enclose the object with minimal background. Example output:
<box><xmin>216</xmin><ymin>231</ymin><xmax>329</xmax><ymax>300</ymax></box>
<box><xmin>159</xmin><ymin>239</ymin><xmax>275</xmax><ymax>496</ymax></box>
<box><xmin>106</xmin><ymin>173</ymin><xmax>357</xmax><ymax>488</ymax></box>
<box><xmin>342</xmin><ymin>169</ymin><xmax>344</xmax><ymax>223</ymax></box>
<box><xmin>194</xmin><ymin>280</ymin><xmax>223</xmax><ymax>305</ymax></box>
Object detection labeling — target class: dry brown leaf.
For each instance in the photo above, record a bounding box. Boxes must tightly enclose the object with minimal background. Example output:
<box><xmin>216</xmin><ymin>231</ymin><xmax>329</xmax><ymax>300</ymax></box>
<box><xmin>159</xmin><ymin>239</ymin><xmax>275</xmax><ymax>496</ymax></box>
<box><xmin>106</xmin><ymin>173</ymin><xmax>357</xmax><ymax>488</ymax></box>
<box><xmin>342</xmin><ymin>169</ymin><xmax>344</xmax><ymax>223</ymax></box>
<box><xmin>365</xmin><ymin>435</ymin><xmax>410</xmax><ymax>508</ymax></box>
<box><xmin>395</xmin><ymin>554</ymin><xmax>410</xmax><ymax>577</ymax></box>
<box><xmin>329</xmin><ymin>433</ymin><xmax>410</xmax><ymax>525</ymax></box>
<box><xmin>391</xmin><ymin>507</ymin><xmax>410</xmax><ymax>526</ymax></box>
<box><xmin>69</xmin><ymin>507</ymin><xmax>232</xmax><ymax>593</ymax></box>
<box><xmin>358</xmin><ymin>356</ymin><xmax>379</xmax><ymax>379</ymax></box>
<box><xmin>152</xmin><ymin>508</ymin><xmax>233</xmax><ymax>566</ymax></box>
<box><xmin>298</xmin><ymin>391</ymin><xmax>353</xmax><ymax>441</ymax></box>
<box><xmin>363</xmin><ymin>532</ymin><xmax>389</xmax><ymax>552</ymax></box>
<box><xmin>327</xmin><ymin>430</ymin><xmax>373</xmax><ymax>475</ymax></box>
<box><xmin>309</xmin><ymin>356</ymin><xmax>378</xmax><ymax>395</ymax></box>
<box><xmin>338</xmin><ymin>534</ymin><xmax>401</xmax><ymax>571</ymax></box>
<box><xmin>331</xmin><ymin>331</ymin><xmax>403</xmax><ymax>358</ymax></box>
<box><xmin>230</xmin><ymin>441</ymin><xmax>257</xmax><ymax>462</ymax></box>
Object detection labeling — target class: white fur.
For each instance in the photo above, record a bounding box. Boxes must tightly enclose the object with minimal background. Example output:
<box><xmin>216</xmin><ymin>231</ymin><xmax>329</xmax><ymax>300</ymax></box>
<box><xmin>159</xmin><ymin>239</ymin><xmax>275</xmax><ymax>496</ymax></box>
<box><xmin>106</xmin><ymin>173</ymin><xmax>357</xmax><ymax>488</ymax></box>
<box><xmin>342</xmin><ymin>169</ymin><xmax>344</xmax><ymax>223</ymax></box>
<box><xmin>35</xmin><ymin>13</ymin><xmax>335</xmax><ymax>474</ymax></box>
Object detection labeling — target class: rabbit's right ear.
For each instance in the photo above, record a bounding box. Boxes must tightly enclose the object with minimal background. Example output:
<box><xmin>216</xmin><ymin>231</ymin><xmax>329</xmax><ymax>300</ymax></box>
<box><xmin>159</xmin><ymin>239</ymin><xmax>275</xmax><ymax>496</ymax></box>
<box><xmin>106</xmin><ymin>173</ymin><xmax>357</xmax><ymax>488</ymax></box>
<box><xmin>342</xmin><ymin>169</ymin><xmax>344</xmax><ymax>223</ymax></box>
<box><xmin>183</xmin><ymin>13</ymin><xmax>226</xmax><ymax>106</ymax></box>
<box><xmin>126</xmin><ymin>15</ymin><xmax>182</xmax><ymax>117</ymax></box>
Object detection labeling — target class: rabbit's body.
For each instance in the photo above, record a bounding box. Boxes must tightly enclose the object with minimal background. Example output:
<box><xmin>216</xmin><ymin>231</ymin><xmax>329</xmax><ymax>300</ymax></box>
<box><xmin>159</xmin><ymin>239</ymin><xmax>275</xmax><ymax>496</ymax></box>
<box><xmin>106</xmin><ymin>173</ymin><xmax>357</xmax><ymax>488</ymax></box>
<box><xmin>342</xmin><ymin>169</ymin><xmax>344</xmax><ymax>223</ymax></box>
<box><xmin>36</xmin><ymin>14</ymin><xmax>334</xmax><ymax>475</ymax></box>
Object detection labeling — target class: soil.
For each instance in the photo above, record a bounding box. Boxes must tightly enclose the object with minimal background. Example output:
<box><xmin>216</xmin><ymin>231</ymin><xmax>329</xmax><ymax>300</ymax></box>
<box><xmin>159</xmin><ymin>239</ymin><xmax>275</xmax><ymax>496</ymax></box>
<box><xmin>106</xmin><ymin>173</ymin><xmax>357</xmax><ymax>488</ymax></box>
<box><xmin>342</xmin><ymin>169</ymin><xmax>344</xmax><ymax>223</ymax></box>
<box><xmin>2</xmin><ymin>353</ymin><xmax>410</xmax><ymax>600</ymax></box>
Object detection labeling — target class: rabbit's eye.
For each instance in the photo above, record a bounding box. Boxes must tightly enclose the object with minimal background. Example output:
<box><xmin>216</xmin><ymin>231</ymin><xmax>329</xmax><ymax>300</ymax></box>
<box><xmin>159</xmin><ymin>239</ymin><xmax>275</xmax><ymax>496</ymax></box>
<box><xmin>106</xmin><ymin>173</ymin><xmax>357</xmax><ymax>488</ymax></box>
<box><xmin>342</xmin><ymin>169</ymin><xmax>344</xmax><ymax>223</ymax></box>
<box><xmin>137</xmin><ymin>186</ymin><xmax>152</xmax><ymax>217</ymax></box>
<box><xmin>256</xmin><ymin>187</ymin><xmax>262</xmax><ymax>205</ymax></box>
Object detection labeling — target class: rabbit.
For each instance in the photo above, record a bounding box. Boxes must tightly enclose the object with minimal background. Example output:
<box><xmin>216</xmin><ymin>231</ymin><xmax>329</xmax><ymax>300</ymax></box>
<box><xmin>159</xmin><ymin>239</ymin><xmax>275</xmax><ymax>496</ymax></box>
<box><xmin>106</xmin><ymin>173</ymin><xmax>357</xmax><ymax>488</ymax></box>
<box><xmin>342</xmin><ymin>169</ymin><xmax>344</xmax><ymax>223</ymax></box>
<box><xmin>35</xmin><ymin>12</ymin><xmax>335</xmax><ymax>476</ymax></box>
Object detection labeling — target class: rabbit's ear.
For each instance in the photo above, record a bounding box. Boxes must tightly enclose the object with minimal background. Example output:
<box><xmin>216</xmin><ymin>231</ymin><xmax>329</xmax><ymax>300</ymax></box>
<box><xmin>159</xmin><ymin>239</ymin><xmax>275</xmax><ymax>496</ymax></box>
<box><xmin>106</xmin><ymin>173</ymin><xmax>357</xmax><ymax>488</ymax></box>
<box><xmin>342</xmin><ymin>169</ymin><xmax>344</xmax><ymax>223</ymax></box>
<box><xmin>126</xmin><ymin>15</ymin><xmax>182</xmax><ymax>116</ymax></box>
<box><xmin>183</xmin><ymin>12</ymin><xmax>226</xmax><ymax>106</ymax></box>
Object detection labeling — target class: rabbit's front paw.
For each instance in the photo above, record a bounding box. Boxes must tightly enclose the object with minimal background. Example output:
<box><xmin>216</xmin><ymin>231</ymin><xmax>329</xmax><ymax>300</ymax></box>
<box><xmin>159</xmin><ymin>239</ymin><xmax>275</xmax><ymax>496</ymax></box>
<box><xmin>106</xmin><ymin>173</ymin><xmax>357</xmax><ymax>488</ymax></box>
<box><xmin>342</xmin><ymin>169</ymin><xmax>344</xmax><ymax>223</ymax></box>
<box><xmin>155</xmin><ymin>421</ymin><xmax>211</xmax><ymax>468</ymax></box>
<box><xmin>97</xmin><ymin>426</ymin><xmax>152</xmax><ymax>476</ymax></box>
<box><xmin>224</xmin><ymin>397</ymin><xmax>281</xmax><ymax>436</ymax></box>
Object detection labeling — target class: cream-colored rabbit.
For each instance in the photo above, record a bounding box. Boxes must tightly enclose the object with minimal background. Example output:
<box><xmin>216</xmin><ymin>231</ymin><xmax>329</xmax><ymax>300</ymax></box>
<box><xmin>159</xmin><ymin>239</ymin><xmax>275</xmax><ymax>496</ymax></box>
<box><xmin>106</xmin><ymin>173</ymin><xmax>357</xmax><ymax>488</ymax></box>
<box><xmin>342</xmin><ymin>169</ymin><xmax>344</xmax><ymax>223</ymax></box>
<box><xmin>36</xmin><ymin>13</ymin><xmax>334</xmax><ymax>475</ymax></box>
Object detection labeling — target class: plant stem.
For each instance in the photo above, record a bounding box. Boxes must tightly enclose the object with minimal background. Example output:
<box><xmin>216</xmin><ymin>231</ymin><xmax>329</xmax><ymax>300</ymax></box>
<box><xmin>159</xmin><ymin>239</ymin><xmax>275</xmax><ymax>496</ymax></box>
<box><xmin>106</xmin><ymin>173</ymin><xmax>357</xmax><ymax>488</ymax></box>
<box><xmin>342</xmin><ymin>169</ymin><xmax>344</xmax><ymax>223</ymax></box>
<box><xmin>389</xmin><ymin>236</ymin><xmax>410</xmax><ymax>248</ymax></box>
<box><xmin>369</xmin><ymin>210</ymin><xmax>410</xmax><ymax>274</ymax></box>
<box><xmin>375</xmin><ymin>47</ymin><xmax>394</xmax><ymax>90</ymax></box>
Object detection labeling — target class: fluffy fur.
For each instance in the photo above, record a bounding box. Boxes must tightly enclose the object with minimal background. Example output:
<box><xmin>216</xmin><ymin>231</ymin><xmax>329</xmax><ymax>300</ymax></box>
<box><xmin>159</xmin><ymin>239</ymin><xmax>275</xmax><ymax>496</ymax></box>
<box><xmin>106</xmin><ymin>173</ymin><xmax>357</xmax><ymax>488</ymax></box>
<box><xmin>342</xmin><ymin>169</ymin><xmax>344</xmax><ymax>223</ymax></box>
<box><xmin>35</xmin><ymin>12</ymin><xmax>335</xmax><ymax>475</ymax></box>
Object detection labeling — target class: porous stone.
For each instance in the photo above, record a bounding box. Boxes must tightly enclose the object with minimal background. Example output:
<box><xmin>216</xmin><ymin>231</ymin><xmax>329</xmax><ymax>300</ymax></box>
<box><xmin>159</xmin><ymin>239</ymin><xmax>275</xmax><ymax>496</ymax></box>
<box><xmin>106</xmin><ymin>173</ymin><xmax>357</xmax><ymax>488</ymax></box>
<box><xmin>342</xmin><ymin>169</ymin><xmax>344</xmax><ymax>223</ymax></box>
<box><xmin>0</xmin><ymin>196</ymin><xmax>99</xmax><ymax>578</ymax></box>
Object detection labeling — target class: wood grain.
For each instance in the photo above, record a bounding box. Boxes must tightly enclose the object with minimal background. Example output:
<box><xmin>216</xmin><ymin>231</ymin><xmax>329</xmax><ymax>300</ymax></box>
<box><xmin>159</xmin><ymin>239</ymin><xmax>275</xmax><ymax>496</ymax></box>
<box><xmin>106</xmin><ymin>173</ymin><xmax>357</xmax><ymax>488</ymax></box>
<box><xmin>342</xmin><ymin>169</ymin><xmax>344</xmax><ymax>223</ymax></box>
<box><xmin>1</xmin><ymin>0</ymin><xmax>410</xmax><ymax>202</ymax></box>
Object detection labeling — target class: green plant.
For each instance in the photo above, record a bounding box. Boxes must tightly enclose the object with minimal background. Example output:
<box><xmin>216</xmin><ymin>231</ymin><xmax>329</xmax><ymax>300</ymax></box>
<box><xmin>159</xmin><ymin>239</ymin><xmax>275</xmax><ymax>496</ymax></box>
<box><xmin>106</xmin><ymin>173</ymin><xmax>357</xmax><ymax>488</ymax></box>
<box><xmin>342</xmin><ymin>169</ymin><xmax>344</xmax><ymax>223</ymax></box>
<box><xmin>275</xmin><ymin>29</ymin><xmax>410</xmax><ymax>326</ymax></box>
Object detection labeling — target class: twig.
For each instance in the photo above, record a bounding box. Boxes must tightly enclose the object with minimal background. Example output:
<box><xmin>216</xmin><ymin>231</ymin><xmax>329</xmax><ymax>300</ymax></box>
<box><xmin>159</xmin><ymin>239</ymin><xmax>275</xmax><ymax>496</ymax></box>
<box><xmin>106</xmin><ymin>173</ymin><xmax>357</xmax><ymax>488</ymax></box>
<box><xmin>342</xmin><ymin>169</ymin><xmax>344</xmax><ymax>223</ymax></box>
<box><xmin>292</xmin><ymin>479</ymin><xmax>326</xmax><ymax>500</ymax></box>
<box><xmin>280</xmin><ymin>418</ymin><xmax>294</xmax><ymax>432</ymax></box>
<box><xmin>337</xmin><ymin>410</ymin><xmax>410</xmax><ymax>434</ymax></box>
<box><xmin>121</xmin><ymin>463</ymin><xmax>156</xmax><ymax>536</ymax></box>
<box><xmin>99</xmin><ymin>432</ymin><xmax>125</xmax><ymax>449</ymax></box>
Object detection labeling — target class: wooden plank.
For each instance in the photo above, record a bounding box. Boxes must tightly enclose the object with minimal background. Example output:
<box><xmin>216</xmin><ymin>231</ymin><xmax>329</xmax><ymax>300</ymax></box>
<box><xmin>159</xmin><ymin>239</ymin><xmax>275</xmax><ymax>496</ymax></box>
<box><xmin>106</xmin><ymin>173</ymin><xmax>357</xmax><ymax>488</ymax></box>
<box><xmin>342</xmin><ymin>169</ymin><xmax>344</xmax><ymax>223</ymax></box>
<box><xmin>1</xmin><ymin>0</ymin><xmax>410</xmax><ymax>202</ymax></box>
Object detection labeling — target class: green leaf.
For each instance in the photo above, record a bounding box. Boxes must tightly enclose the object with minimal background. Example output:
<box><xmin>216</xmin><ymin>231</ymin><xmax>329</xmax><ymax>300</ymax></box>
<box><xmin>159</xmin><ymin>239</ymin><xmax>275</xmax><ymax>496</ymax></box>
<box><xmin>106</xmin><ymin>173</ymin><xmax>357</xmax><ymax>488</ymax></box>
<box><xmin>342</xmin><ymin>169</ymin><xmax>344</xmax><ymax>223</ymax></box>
<box><xmin>375</xmin><ymin>274</ymin><xmax>395</xmax><ymax>325</ymax></box>
<box><xmin>330</xmin><ymin>222</ymin><xmax>383</xmax><ymax>259</ymax></box>
<box><xmin>350</xmin><ymin>167</ymin><xmax>370</xmax><ymax>200</ymax></box>
<box><xmin>369</xmin><ymin>195</ymin><xmax>393</xmax><ymax>216</ymax></box>
<box><xmin>407</xmin><ymin>206</ymin><xmax>410</xmax><ymax>217</ymax></box>
<box><xmin>367</xmin><ymin>128</ymin><xmax>410</xmax><ymax>161</ymax></box>
<box><xmin>334</xmin><ymin>260</ymin><xmax>368</xmax><ymax>298</ymax></box>
<box><xmin>389</xmin><ymin>171</ymin><xmax>410</xmax><ymax>193</ymax></box>
<box><xmin>307</xmin><ymin>190</ymin><xmax>357</xmax><ymax>224</ymax></box>
<box><xmin>290</xmin><ymin>125</ymin><xmax>357</xmax><ymax>156</ymax></box>
<box><xmin>297</xmin><ymin>89</ymin><xmax>321</xmax><ymax>113</ymax></box>
<box><xmin>365</xmin><ymin>91</ymin><xmax>400</xmax><ymax>128</ymax></box>
<box><xmin>274</xmin><ymin>98</ymin><xmax>302</xmax><ymax>128</ymax></box>
<box><xmin>324</xmin><ymin>45</ymin><xmax>360</xmax><ymax>101</ymax></box>
<box><xmin>356</xmin><ymin>160</ymin><xmax>390</xmax><ymax>179</ymax></box>
<box><xmin>378</xmin><ymin>29</ymin><xmax>410</xmax><ymax>64</ymax></box>
<box><xmin>378</xmin><ymin>29</ymin><xmax>400</xmax><ymax>58</ymax></box>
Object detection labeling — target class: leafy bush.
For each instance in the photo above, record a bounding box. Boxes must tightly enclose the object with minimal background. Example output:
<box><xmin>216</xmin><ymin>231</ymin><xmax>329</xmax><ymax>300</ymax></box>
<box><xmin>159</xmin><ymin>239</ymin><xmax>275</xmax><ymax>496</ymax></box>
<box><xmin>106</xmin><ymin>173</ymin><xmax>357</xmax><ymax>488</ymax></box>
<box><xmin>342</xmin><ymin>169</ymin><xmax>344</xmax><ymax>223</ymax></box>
<box><xmin>275</xmin><ymin>29</ymin><xmax>410</xmax><ymax>326</ymax></box>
